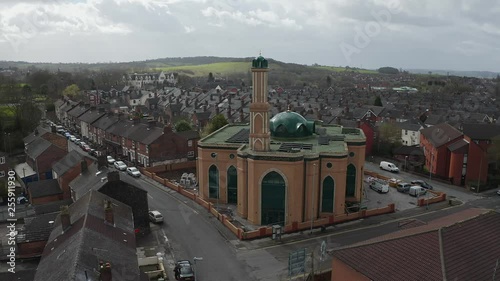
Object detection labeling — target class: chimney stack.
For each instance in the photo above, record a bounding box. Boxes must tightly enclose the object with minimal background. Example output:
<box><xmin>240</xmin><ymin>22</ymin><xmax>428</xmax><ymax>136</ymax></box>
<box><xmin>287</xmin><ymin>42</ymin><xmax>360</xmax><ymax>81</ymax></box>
<box><xmin>80</xmin><ymin>160</ymin><xmax>88</xmax><ymax>174</ymax></box>
<box><xmin>104</xmin><ymin>200</ymin><xmax>114</xmax><ymax>225</ymax></box>
<box><xmin>99</xmin><ymin>261</ymin><xmax>112</xmax><ymax>281</ymax></box>
<box><xmin>60</xmin><ymin>205</ymin><xmax>71</xmax><ymax>232</ymax></box>
<box><xmin>97</xmin><ymin>155</ymin><xmax>107</xmax><ymax>170</ymax></box>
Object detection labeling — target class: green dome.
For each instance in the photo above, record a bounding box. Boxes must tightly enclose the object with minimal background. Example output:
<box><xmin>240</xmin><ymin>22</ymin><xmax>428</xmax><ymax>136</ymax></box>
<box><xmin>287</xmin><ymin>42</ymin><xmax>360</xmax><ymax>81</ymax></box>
<box><xmin>270</xmin><ymin>111</ymin><xmax>315</xmax><ymax>138</ymax></box>
<box><xmin>252</xmin><ymin>55</ymin><xmax>268</xmax><ymax>68</ymax></box>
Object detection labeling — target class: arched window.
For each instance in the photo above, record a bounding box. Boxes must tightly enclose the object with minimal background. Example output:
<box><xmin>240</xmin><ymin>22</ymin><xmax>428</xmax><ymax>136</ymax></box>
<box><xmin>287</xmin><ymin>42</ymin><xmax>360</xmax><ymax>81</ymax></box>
<box><xmin>321</xmin><ymin>176</ymin><xmax>335</xmax><ymax>213</ymax></box>
<box><xmin>208</xmin><ymin>165</ymin><xmax>219</xmax><ymax>199</ymax></box>
<box><xmin>261</xmin><ymin>171</ymin><xmax>286</xmax><ymax>226</ymax></box>
<box><xmin>227</xmin><ymin>166</ymin><xmax>237</xmax><ymax>204</ymax></box>
<box><xmin>346</xmin><ymin>164</ymin><xmax>356</xmax><ymax>197</ymax></box>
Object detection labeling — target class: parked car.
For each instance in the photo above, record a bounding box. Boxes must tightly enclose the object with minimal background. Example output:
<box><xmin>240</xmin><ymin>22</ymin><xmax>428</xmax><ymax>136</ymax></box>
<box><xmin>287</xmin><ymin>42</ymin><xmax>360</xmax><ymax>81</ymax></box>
<box><xmin>411</xmin><ymin>180</ymin><xmax>433</xmax><ymax>190</ymax></box>
<box><xmin>497</xmin><ymin>190</ymin><xmax>500</xmax><ymax>196</ymax></box>
<box><xmin>149</xmin><ymin>210</ymin><xmax>164</xmax><ymax>223</ymax></box>
<box><xmin>74</xmin><ymin>138</ymin><xmax>81</xmax><ymax>144</ymax></box>
<box><xmin>397</xmin><ymin>182</ymin><xmax>411</xmax><ymax>193</ymax></box>
<box><xmin>114</xmin><ymin>161</ymin><xmax>127</xmax><ymax>171</ymax></box>
<box><xmin>79</xmin><ymin>141</ymin><xmax>86</xmax><ymax>148</ymax></box>
<box><xmin>369</xmin><ymin>179</ymin><xmax>389</xmax><ymax>193</ymax></box>
<box><xmin>106</xmin><ymin>156</ymin><xmax>115</xmax><ymax>164</ymax></box>
<box><xmin>126</xmin><ymin>167</ymin><xmax>141</xmax><ymax>177</ymax></box>
<box><xmin>380</xmin><ymin>161</ymin><xmax>399</xmax><ymax>173</ymax></box>
<box><xmin>409</xmin><ymin>186</ymin><xmax>427</xmax><ymax>197</ymax></box>
<box><xmin>64</xmin><ymin>132</ymin><xmax>71</xmax><ymax>138</ymax></box>
<box><xmin>82</xmin><ymin>144</ymin><xmax>91</xmax><ymax>152</ymax></box>
<box><xmin>69</xmin><ymin>136</ymin><xmax>76</xmax><ymax>142</ymax></box>
<box><xmin>175</xmin><ymin>260</ymin><xmax>195</xmax><ymax>281</ymax></box>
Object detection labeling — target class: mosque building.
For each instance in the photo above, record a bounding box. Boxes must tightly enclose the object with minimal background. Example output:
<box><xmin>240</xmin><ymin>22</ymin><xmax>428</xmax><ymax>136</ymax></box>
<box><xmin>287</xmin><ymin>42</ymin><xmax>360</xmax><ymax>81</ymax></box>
<box><xmin>197</xmin><ymin>56</ymin><xmax>366</xmax><ymax>226</ymax></box>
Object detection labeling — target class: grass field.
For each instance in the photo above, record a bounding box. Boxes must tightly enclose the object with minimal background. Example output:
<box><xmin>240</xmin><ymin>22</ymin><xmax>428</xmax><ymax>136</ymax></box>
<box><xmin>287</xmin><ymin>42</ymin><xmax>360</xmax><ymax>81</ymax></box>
<box><xmin>313</xmin><ymin>65</ymin><xmax>378</xmax><ymax>74</ymax></box>
<box><xmin>155</xmin><ymin>62</ymin><xmax>256</xmax><ymax>77</ymax></box>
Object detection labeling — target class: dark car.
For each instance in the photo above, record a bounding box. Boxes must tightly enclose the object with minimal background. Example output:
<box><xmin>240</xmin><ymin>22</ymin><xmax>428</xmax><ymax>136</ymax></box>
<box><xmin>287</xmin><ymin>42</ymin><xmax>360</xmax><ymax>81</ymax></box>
<box><xmin>411</xmin><ymin>180</ymin><xmax>433</xmax><ymax>190</ymax></box>
<box><xmin>175</xmin><ymin>260</ymin><xmax>195</xmax><ymax>281</ymax></box>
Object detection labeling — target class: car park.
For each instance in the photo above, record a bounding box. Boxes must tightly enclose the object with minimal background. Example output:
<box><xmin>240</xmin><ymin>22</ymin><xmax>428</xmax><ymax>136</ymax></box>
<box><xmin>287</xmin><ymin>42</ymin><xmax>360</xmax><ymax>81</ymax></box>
<box><xmin>411</xmin><ymin>180</ymin><xmax>433</xmax><ymax>190</ymax></box>
<box><xmin>149</xmin><ymin>210</ymin><xmax>164</xmax><ymax>223</ymax></box>
<box><xmin>107</xmin><ymin>156</ymin><xmax>115</xmax><ymax>164</ymax></box>
<box><xmin>409</xmin><ymin>186</ymin><xmax>427</xmax><ymax>197</ymax></box>
<box><xmin>126</xmin><ymin>167</ymin><xmax>141</xmax><ymax>177</ymax></box>
<box><xmin>397</xmin><ymin>182</ymin><xmax>411</xmax><ymax>193</ymax></box>
<box><xmin>369</xmin><ymin>179</ymin><xmax>389</xmax><ymax>193</ymax></box>
<box><xmin>114</xmin><ymin>161</ymin><xmax>127</xmax><ymax>171</ymax></box>
<box><xmin>175</xmin><ymin>260</ymin><xmax>195</xmax><ymax>281</ymax></box>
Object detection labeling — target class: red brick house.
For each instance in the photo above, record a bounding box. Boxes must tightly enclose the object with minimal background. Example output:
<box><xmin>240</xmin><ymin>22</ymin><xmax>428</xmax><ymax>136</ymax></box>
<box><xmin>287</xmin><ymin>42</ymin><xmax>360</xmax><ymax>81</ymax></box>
<box><xmin>448</xmin><ymin>123</ymin><xmax>500</xmax><ymax>188</ymax></box>
<box><xmin>358</xmin><ymin>120</ymin><xmax>375</xmax><ymax>157</ymax></box>
<box><xmin>25</xmin><ymin>138</ymin><xmax>67</xmax><ymax>180</ymax></box>
<box><xmin>331</xmin><ymin>208</ymin><xmax>500</xmax><ymax>281</ymax></box>
<box><xmin>420</xmin><ymin>123</ymin><xmax>463</xmax><ymax>179</ymax></box>
<box><xmin>52</xmin><ymin>150</ymin><xmax>94</xmax><ymax>199</ymax></box>
<box><xmin>16</xmin><ymin>212</ymin><xmax>58</xmax><ymax>259</ymax></box>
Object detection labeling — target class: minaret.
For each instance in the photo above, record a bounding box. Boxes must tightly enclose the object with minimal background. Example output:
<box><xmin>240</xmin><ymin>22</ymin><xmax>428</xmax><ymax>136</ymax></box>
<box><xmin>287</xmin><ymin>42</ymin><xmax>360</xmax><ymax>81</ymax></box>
<box><xmin>249</xmin><ymin>55</ymin><xmax>270</xmax><ymax>152</ymax></box>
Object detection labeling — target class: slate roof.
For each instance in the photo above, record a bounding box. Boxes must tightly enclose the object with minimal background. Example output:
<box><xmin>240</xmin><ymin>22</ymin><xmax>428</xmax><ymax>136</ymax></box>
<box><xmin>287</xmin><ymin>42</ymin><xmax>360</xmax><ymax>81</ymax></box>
<box><xmin>17</xmin><ymin>212</ymin><xmax>59</xmax><ymax>243</ymax></box>
<box><xmin>28</xmin><ymin>179</ymin><xmax>61</xmax><ymax>198</ymax></box>
<box><xmin>448</xmin><ymin>139</ymin><xmax>469</xmax><ymax>153</ymax></box>
<box><xmin>462</xmin><ymin>123</ymin><xmax>500</xmax><ymax>140</ymax></box>
<box><xmin>399</xmin><ymin>121</ymin><xmax>422</xmax><ymax>131</ymax></box>
<box><xmin>420</xmin><ymin>123</ymin><xmax>463</xmax><ymax>147</ymax></box>
<box><xmin>127</xmin><ymin>124</ymin><xmax>163</xmax><ymax>144</ymax></box>
<box><xmin>77</xmin><ymin>109</ymin><xmax>105</xmax><ymax>124</ymax></box>
<box><xmin>177</xmin><ymin>130</ymin><xmax>200</xmax><ymax>140</ymax></box>
<box><xmin>424</xmin><ymin>114</ymin><xmax>444</xmax><ymax>125</ymax></box>
<box><xmin>67</xmin><ymin>104</ymin><xmax>90</xmax><ymax>118</ymax></box>
<box><xmin>195</xmin><ymin>111</ymin><xmax>212</xmax><ymax>121</ymax></box>
<box><xmin>332</xmin><ymin>208</ymin><xmax>498</xmax><ymax>281</ymax></box>
<box><xmin>52</xmin><ymin>150</ymin><xmax>86</xmax><ymax>177</ymax></box>
<box><xmin>25</xmin><ymin>138</ymin><xmax>52</xmax><ymax>159</ymax></box>
<box><xmin>107</xmin><ymin>119</ymin><xmax>142</xmax><ymax>138</ymax></box>
<box><xmin>92</xmin><ymin>114</ymin><xmax>119</xmax><ymax>130</ymax></box>
<box><xmin>33</xmin><ymin>190</ymin><xmax>141</xmax><ymax>281</ymax></box>
<box><xmin>34</xmin><ymin>198</ymin><xmax>74</xmax><ymax>215</ymax></box>
<box><xmin>59</xmin><ymin>101</ymin><xmax>78</xmax><ymax>114</ymax></box>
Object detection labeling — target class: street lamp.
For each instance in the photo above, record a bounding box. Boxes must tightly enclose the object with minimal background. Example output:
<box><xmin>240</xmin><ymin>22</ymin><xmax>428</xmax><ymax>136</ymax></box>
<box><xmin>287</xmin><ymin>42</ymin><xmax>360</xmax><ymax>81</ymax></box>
<box><xmin>310</xmin><ymin>163</ymin><xmax>316</xmax><ymax>235</ymax></box>
<box><xmin>193</xmin><ymin>257</ymin><xmax>203</xmax><ymax>281</ymax></box>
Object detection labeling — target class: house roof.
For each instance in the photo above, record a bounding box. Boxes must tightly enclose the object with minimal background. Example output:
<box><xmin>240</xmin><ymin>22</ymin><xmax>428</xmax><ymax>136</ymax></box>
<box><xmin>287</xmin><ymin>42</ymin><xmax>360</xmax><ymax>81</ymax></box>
<box><xmin>127</xmin><ymin>124</ymin><xmax>163</xmax><ymax>144</ymax></box>
<box><xmin>25</xmin><ymin>138</ymin><xmax>52</xmax><ymax>159</ymax></box>
<box><xmin>77</xmin><ymin>109</ymin><xmax>106</xmax><ymax>124</ymax></box>
<box><xmin>40</xmin><ymin>132</ymin><xmax>67</xmax><ymax>152</ymax></box>
<box><xmin>67</xmin><ymin>104</ymin><xmax>90</xmax><ymax>118</ymax></box>
<box><xmin>424</xmin><ymin>114</ymin><xmax>443</xmax><ymax>125</ymax></box>
<box><xmin>462</xmin><ymin>123</ymin><xmax>500</xmax><ymax>140</ymax></box>
<box><xmin>448</xmin><ymin>139</ymin><xmax>469</xmax><ymax>153</ymax></box>
<box><xmin>34</xmin><ymin>190</ymin><xmax>141</xmax><ymax>281</ymax></box>
<box><xmin>28</xmin><ymin>179</ymin><xmax>61</xmax><ymax>198</ymax></box>
<box><xmin>332</xmin><ymin>209</ymin><xmax>498</xmax><ymax>281</ymax></box>
<box><xmin>420</xmin><ymin>122</ymin><xmax>463</xmax><ymax>148</ymax></box>
<box><xmin>92</xmin><ymin>115</ymin><xmax>119</xmax><ymax>130</ymax></box>
<box><xmin>177</xmin><ymin>130</ymin><xmax>200</xmax><ymax>140</ymax></box>
<box><xmin>17</xmin><ymin>212</ymin><xmax>59</xmax><ymax>243</ymax></box>
<box><xmin>52</xmin><ymin>150</ymin><xmax>87</xmax><ymax>177</ymax></box>
<box><xmin>399</xmin><ymin>120</ymin><xmax>423</xmax><ymax>131</ymax></box>
<box><xmin>34</xmin><ymin>198</ymin><xmax>74</xmax><ymax>215</ymax></box>
<box><xmin>195</xmin><ymin>111</ymin><xmax>212</xmax><ymax>121</ymax></box>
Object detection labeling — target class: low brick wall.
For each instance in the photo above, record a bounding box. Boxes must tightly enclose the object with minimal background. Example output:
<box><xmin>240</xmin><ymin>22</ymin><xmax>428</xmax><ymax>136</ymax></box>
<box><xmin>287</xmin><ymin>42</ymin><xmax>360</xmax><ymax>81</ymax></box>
<box><xmin>418</xmin><ymin>192</ymin><xmax>446</xmax><ymax>206</ymax></box>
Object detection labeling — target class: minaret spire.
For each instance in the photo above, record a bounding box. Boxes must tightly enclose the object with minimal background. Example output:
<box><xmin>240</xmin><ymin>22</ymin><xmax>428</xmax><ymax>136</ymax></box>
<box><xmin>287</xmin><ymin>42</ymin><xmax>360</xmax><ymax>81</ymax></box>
<box><xmin>249</xmin><ymin>55</ymin><xmax>270</xmax><ymax>152</ymax></box>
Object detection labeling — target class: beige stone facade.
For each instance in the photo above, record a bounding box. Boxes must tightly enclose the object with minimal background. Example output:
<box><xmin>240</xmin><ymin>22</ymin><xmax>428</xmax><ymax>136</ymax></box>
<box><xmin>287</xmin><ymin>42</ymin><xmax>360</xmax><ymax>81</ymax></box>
<box><xmin>197</xmin><ymin>56</ymin><xmax>366</xmax><ymax>226</ymax></box>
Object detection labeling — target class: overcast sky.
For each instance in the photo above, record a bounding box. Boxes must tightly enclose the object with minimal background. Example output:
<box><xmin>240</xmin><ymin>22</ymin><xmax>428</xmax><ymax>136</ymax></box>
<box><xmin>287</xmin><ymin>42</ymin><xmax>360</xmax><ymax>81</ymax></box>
<box><xmin>1</xmin><ymin>0</ymin><xmax>499</xmax><ymax>72</ymax></box>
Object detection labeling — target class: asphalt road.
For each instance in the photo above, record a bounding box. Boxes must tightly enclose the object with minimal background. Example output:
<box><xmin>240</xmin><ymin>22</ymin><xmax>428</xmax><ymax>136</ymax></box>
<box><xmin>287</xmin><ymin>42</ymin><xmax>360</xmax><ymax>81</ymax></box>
<box><xmin>130</xmin><ymin>175</ymin><xmax>255</xmax><ymax>281</ymax></box>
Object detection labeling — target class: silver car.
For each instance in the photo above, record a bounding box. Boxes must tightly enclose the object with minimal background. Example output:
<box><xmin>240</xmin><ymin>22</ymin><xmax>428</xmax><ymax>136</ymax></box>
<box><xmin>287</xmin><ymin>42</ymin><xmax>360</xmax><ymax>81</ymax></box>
<box><xmin>113</xmin><ymin>161</ymin><xmax>127</xmax><ymax>171</ymax></box>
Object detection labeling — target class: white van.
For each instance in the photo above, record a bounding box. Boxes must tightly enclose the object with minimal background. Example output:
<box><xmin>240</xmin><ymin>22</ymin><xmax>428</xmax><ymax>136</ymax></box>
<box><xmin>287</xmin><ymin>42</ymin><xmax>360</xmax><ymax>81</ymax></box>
<box><xmin>409</xmin><ymin>186</ymin><xmax>427</xmax><ymax>197</ymax></box>
<box><xmin>369</xmin><ymin>179</ymin><xmax>389</xmax><ymax>193</ymax></box>
<box><xmin>380</xmin><ymin>161</ymin><xmax>399</xmax><ymax>173</ymax></box>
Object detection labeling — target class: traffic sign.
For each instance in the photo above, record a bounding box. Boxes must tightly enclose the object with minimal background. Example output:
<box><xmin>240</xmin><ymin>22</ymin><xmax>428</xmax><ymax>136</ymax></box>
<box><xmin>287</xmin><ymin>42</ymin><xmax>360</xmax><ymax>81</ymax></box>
<box><xmin>288</xmin><ymin>248</ymin><xmax>306</xmax><ymax>276</ymax></box>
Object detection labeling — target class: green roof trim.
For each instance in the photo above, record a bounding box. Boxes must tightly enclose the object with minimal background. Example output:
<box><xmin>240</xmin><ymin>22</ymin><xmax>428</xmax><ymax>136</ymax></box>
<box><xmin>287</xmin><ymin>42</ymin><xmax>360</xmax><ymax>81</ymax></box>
<box><xmin>252</xmin><ymin>55</ymin><xmax>268</xmax><ymax>68</ymax></box>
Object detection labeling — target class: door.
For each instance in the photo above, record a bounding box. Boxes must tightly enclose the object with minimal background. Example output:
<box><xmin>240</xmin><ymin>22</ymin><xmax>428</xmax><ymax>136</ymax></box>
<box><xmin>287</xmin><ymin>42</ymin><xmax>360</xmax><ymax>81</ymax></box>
<box><xmin>261</xmin><ymin>171</ymin><xmax>286</xmax><ymax>226</ymax></box>
<box><xmin>227</xmin><ymin>166</ymin><xmax>237</xmax><ymax>204</ymax></box>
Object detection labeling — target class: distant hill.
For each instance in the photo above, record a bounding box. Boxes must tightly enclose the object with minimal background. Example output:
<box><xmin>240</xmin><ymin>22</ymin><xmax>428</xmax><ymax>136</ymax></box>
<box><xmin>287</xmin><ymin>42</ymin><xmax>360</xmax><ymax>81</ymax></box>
<box><xmin>408</xmin><ymin>69</ymin><xmax>500</xmax><ymax>79</ymax></box>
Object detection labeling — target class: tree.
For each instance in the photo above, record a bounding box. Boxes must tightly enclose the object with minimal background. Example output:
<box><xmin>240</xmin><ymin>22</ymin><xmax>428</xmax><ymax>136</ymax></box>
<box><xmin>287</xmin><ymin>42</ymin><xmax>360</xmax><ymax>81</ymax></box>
<box><xmin>62</xmin><ymin>84</ymin><xmax>80</xmax><ymax>99</ymax></box>
<box><xmin>375</xmin><ymin>122</ymin><xmax>402</xmax><ymax>156</ymax></box>
<box><xmin>208</xmin><ymin>72</ymin><xmax>215</xmax><ymax>82</ymax></box>
<box><xmin>201</xmin><ymin>114</ymin><xmax>228</xmax><ymax>137</ymax></box>
<box><xmin>377</xmin><ymin>67</ymin><xmax>399</xmax><ymax>75</ymax></box>
<box><xmin>175</xmin><ymin>120</ymin><xmax>193</xmax><ymax>132</ymax></box>
<box><xmin>374</xmin><ymin>96</ymin><xmax>383</xmax><ymax>106</ymax></box>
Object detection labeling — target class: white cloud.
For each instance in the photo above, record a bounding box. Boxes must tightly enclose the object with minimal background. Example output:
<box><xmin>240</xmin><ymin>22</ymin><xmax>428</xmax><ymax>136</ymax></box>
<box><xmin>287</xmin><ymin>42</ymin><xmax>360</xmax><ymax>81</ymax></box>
<box><xmin>184</xmin><ymin>25</ymin><xmax>195</xmax><ymax>33</ymax></box>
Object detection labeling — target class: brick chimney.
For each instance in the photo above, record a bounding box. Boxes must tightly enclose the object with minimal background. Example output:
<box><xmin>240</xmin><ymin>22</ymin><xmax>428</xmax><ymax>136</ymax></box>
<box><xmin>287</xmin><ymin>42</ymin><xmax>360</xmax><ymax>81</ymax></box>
<box><xmin>107</xmin><ymin>171</ymin><xmax>120</xmax><ymax>182</ymax></box>
<box><xmin>60</xmin><ymin>205</ymin><xmax>71</xmax><ymax>232</ymax></box>
<box><xmin>104</xmin><ymin>200</ymin><xmax>114</xmax><ymax>225</ymax></box>
<box><xmin>99</xmin><ymin>261</ymin><xmax>112</xmax><ymax>281</ymax></box>
<box><xmin>80</xmin><ymin>160</ymin><xmax>88</xmax><ymax>174</ymax></box>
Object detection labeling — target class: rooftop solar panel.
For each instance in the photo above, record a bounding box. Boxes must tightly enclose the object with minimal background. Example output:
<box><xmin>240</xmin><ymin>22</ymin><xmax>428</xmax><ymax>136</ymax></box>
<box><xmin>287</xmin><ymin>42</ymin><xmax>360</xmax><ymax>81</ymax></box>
<box><xmin>226</xmin><ymin>128</ymin><xmax>250</xmax><ymax>143</ymax></box>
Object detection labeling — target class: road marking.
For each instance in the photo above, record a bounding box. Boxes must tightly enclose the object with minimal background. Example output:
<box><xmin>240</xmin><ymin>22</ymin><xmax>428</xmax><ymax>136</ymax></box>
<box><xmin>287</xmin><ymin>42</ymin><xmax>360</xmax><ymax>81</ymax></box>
<box><xmin>193</xmin><ymin>210</ymin><xmax>199</xmax><ymax>214</ymax></box>
<box><xmin>148</xmin><ymin>194</ymin><xmax>153</xmax><ymax>199</ymax></box>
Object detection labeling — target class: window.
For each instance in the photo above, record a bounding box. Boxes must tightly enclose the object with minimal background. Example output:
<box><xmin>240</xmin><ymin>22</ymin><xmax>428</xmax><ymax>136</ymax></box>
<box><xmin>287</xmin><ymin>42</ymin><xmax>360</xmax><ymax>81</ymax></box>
<box><xmin>412</xmin><ymin>131</ymin><xmax>416</xmax><ymax>136</ymax></box>
<box><xmin>0</xmin><ymin>171</ymin><xmax>4</xmax><ymax>177</ymax></box>
<box><xmin>208</xmin><ymin>165</ymin><xmax>219</xmax><ymax>199</ymax></box>
<box><xmin>0</xmin><ymin>157</ymin><xmax>4</xmax><ymax>164</ymax></box>
<box><xmin>188</xmin><ymin>140</ymin><xmax>193</xmax><ymax>147</ymax></box>
<box><xmin>326</xmin><ymin>163</ymin><xmax>332</xmax><ymax>169</ymax></box>
<box><xmin>405</xmin><ymin>130</ymin><xmax>408</xmax><ymax>135</ymax></box>
<box><xmin>187</xmin><ymin>151</ymin><xmax>194</xmax><ymax>157</ymax></box>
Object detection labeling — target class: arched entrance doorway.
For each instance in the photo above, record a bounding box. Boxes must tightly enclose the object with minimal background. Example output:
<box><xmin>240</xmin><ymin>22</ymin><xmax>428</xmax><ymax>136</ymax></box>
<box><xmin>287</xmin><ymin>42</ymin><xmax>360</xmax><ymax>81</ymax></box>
<box><xmin>261</xmin><ymin>171</ymin><xmax>286</xmax><ymax>226</ymax></box>
<box><xmin>227</xmin><ymin>166</ymin><xmax>237</xmax><ymax>204</ymax></box>
<box><xmin>321</xmin><ymin>176</ymin><xmax>335</xmax><ymax>213</ymax></box>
